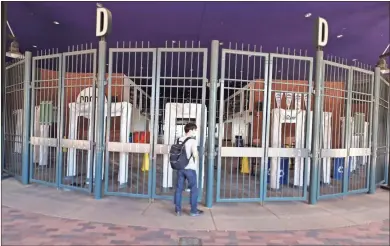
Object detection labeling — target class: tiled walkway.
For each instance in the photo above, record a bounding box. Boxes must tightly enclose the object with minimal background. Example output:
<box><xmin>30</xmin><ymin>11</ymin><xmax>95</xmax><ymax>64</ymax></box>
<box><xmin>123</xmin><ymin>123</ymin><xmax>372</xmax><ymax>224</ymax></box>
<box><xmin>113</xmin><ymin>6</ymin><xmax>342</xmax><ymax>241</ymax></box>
<box><xmin>2</xmin><ymin>179</ymin><xmax>390</xmax><ymax>245</ymax></box>
<box><xmin>2</xmin><ymin>206</ymin><xmax>389</xmax><ymax>245</ymax></box>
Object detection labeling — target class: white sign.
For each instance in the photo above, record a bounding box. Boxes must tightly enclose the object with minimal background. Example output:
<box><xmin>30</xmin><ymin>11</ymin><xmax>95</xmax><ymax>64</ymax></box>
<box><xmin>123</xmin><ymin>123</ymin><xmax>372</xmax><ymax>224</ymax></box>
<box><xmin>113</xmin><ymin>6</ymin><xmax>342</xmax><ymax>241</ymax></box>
<box><xmin>96</xmin><ymin>7</ymin><xmax>112</xmax><ymax>37</ymax></box>
<box><xmin>315</xmin><ymin>17</ymin><xmax>328</xmax><ymax>47</ymax></box>
<box><xmin>295</xmin><ymin>93</ymin><xmax>302</xmax><ymax>111</ymax></box>
<box><xmin>275</xmin><ymin>92</ymin><xmax>283</xmax><ymax>108</ymax></box>
<box><xmin>304</xmin><ymin>94</ymin><xmax>308</xmax><ymax>109</ymax></box>
<box><xmin>285</xmin><ymin>92</ymin><xmax>293</xmax><ymax>109</ymax></box>
<box><xmin>76</xmin><ymin>87</ymin><xmax>107</xmax><ymax>103</ymax></box>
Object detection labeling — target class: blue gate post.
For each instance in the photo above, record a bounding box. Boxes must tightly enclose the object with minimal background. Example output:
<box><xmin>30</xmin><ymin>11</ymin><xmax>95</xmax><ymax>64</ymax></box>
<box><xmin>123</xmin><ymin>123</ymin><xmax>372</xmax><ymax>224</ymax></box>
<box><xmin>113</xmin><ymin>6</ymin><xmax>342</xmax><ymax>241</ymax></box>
<box><xmin>368</xmin><ymin>66</ymin><xmax>381</xmax><ymax>194</ymax></box>
<box><xmin>309</xmin><ymin>17</ymin><xmax>328</xmax><ymax>205</ymax></box>
<box><xmin>21</xmin><ymin>51</ymin><xmax>32</xmax><ymax>185</ymax></box>
<box><xmin>94</xmin><ymin>6</ymin><xmax>112</xmax><ymax>199</ymax></box>
<box><xmin>206</xmin><ymin>40</ymin><xmax>219</xmax><ymax>208</ymax></box>
<box><xmin>1</xmin><ymin>2</ymin><xmax>7</xmax><ymax>176</ymax></box>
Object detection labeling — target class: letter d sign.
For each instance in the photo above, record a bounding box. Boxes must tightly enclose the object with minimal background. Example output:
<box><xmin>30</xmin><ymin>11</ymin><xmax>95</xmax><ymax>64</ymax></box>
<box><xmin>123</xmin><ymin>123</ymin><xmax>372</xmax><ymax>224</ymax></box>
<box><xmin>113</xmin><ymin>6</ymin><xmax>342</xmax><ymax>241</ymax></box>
<box><xmin>96</xmin><ymin>7</ymin><xmax>112</xmax><ymax>37</ymax></box>
<box><xmin>315</xmin><ymin>17</ymin><xmax>328</xmax><ymax>47</ymax></box>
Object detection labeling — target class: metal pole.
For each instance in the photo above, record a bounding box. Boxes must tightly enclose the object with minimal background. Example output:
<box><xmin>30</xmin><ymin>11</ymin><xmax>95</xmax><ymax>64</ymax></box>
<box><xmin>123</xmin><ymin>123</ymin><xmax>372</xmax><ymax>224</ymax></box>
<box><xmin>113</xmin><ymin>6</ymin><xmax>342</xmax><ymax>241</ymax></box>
<box><xmin>21</xmin><ymin>51</ymin><xmax>32</xmax><ymax>185</ymax></box>
<box><xmin>206</xmin><ymin>40</ymin><xmax>219</xmax><ymax>208</ymax></box>
<box><xmin>369</xmin><ymin>66</ymin><xmax>381</xmax><ymax>194</ymax></box>
<box><xmin>1</xmin><ymin>2</ymin><xmax>7</xmax><ymax>176</ymax></box>
<box><xmin>309</xmin><ymin>47</ymin><xmax>324</xmax><ymax>205</ymax></box>
<box><xmin>94</xmin><ymin>38</ymin><xmax>107</xmax><ymax>199</ymax></box>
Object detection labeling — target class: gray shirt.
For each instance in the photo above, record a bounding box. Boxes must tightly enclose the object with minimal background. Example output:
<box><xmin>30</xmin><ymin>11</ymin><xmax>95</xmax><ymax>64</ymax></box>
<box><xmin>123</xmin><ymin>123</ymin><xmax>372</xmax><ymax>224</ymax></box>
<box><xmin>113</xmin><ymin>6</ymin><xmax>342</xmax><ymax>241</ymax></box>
<box><xmin>178</xmin><ymin>136</ymin><xmax>198</xmax><ymax>171</ymax></box>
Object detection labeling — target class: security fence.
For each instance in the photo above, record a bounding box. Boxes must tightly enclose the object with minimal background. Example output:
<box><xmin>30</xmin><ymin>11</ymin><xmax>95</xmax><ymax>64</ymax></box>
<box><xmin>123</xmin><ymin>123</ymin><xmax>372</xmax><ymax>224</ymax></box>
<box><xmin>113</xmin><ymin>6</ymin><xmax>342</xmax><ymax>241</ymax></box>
<box><xmin>2</xmin><ymin>40</ymin><xmax>389</xmax><ymax>206</ymax></box>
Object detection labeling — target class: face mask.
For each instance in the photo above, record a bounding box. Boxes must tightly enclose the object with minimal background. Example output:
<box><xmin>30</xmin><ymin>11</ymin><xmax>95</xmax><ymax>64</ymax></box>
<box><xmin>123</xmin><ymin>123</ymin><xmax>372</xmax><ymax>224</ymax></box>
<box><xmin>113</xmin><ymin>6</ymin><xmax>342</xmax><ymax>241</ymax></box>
<box><xmin>192</xmin><ymin>130</ymin><xmax>197</xmax><ymax>137</ymax></box>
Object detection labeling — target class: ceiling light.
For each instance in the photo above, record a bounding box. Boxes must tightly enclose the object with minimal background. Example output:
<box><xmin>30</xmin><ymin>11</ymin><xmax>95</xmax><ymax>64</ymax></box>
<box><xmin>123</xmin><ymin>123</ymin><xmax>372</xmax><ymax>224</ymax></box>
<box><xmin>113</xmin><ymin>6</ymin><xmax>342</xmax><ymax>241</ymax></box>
<box><xmin>32</xmin><ymin>45</ymin><xmax>37</xmax><ymax>48</ymax></box>
<box><xmin>352</xmin><ymin>59</ymin><xmax>357</xmax><ymax>62</ymax></box>
<box><xmin>337</xmin><ymin>34</ymin><xmax>343</xmax><ymax>39</ymax></box>
<box><xmin>53</xmin><ymin>21</ymin><xmax>60</xmax><ymax>25</ymax></box>
<box><xmin>304</xmin><ymin>13</ymin><xmax>312</xmax><ymax>18</ymax></box>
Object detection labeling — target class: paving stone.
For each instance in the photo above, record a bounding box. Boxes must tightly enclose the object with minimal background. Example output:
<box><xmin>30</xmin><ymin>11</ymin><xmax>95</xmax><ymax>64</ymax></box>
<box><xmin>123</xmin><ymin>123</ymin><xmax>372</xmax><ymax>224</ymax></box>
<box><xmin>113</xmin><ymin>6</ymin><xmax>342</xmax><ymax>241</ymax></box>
<box><xmin>2</xmin><ymin>206</ymin><xmax>389</xmax><ymax>245</ymax></box>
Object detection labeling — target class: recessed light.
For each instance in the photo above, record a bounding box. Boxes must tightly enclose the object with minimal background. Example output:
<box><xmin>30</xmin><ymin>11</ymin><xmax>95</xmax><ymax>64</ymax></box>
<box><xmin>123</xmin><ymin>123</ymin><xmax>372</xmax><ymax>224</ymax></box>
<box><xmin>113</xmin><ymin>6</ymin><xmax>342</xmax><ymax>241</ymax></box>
<box><xmin>305</xmin><ymin>13</ymin><xmax>312</xmax><ymax>18</ymax></box>
<box><xmin>32</xmin><ymin>45</ymin><xmax>37</xmax><ymax>48</ymax></box>
<box><xmin>337</xmin><ymin>34</ymin><xmax>343</xmax><ymax>38</ymax></box>
<box><xmin>53</xmin><ymin>21</ymin><xmax>60</xmax><ymax>25</ymax></box>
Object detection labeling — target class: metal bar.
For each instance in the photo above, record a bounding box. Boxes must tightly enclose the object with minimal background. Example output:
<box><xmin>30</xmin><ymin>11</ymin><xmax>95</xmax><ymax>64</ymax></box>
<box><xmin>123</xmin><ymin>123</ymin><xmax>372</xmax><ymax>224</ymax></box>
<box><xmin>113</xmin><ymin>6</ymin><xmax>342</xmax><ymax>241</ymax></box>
<box><xmin>270</xmin><ymin>53</ymin><xmax>314</xmax><ymax>62</ymax></box>
<box><xmin>267</xmin><ymin>148</ymin><xmax>310</xmax><ymax>157</ymax></box>
<box><xmin>386</xmin><ymin>77</ymin><xmax>390</xmax><ymax>185</ymax></box>
<box><xmin>321</xmin><ymin>149</ymin><xmax>348</xmax><ymax>158</ymax></box>
<box><xmin>350</xmin><ymin>148</ymin><xmax>371</xmax><ymax>156</ymax></box>
<box><xmin>158</xmin><ymin>48</ymin><xmax>207</xmax><ymax>53</ymax></box>
<box><xmin>323</xmin><ymin>60</ymin><xmax>351</xmax><ymax>70</ymax></box>
<box><xmin>223</xmin><ymin>49</ymin><xmax>267</xmax><ymax>57</ymax></box>
<box><xmin>220</xmin><ymin>147</ymin><xmax>264</xmax><ymax>157</ymax></box>
<box><xmin>343</xmin><ymin>68</ymin><xmax>353</xmax><ymax>195</ymax></box>
<box><xmin>94</xmin><ymin>39</ymin><xmax>107</xmax><ymax>199</ymax></box>
<box><xmin>1</xmin><ymin>2</ymin><xmax>7</xmax><ymax>176</ymax></box>
<box><xmin>106</xmin><ymin>142</ymin><xmax>151</xmax><ymax>153</ymax></box>
<box><xmin>30</xmin><ymin>137</ymin><xmax>57</xmax><ymax>147</ymax></box>
<box><xmin>21</xmin><ymin>52</ymin><xmax>31</xmax><ymax>183</ymax></box>
<box><xmin>309</xmin><ymin>49</ymin><xmax>324</xmax><ymax>205</ymax></box>
<box><xmin>206</xmin><ymin>40</ymin><xmax>219</xmax><ymax>208</ymax></box>
<box><xmin>109</xmin><ymin>47</ymin><xmax>155</xmax><ymax>53</ymax></box>
<box><xmin>368</xmin><ymin>67</ymin><xmax>381</xmax><ymax>193</ymax></box>
<box><xmin>62</xmin><ymin>49</ymin><xmax>98</xmax><ymax>56</ymax></box>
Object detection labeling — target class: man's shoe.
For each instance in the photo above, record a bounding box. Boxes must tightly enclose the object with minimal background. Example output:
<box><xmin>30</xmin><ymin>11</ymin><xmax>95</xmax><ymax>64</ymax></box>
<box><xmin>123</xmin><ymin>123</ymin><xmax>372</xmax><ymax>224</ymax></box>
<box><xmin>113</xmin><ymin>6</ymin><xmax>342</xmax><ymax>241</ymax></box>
<box><xmin>189</xmin><ymin>209</ymin><xmax>204</xmax><ymax>217</ymax></box>
<box><xmin>175</xmin><ymin>211</ymin><xmax>182</xmax><ymax>216</ymax></box>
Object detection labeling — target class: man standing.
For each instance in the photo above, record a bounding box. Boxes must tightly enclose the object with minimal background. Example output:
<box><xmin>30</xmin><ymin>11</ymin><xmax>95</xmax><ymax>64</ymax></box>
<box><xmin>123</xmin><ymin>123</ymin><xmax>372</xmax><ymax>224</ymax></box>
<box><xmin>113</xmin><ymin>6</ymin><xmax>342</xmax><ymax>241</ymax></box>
<box><xmin>174</xmin><ymin>123</ymin><xmax>203</xmax><ymax>216</ymax></box>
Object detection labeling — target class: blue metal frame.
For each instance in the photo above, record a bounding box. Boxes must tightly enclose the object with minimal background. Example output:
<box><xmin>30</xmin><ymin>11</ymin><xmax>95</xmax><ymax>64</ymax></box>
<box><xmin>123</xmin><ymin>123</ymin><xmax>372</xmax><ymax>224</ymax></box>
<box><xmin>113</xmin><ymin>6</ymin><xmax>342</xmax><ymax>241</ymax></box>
<box><xmin>215</xmin><ymin>49</ymin><xmax>269</xmax><ymax>203</ymax></box>
<box><xmin>263</xmin><ymin>53</ymin><xmax>313</xmax><ymax>202</ymax></box>
<box><xmin>103</xmin><ymin>47</ymin><xmax>156</xmax><ymax>199</ymax></box>
<box><xmin>57</xmin><ymin>49</ymin><xmax>97</xmax><ymax>194</ymax></box>
<box><xmin>29</xmin><ymin>53</ymin><xmax>62</xmax><ymax>187</ymax></box>
<box><xmin>152</xmin><ymin>47</ymin><xmax>208</xmax><ymax>202</ymax></box>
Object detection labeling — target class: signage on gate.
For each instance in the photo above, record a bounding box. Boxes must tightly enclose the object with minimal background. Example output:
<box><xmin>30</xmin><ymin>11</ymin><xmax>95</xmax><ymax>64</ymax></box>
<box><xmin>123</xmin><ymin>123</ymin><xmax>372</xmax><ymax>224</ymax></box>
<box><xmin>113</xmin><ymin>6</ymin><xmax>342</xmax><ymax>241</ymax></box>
<box><xmin>96</xmin><ymin>7</ymin><xmax>112</xmax><ymax>37</ymax></box>
<box><xmin>315</xmin><ymin>17</ymin><xmax>329</xmax><ymax>47</ymax></box>
<box><xmin>76</xmin><ymin>87</ymin><xmax>107</xmax><ymax>103</ymax></box>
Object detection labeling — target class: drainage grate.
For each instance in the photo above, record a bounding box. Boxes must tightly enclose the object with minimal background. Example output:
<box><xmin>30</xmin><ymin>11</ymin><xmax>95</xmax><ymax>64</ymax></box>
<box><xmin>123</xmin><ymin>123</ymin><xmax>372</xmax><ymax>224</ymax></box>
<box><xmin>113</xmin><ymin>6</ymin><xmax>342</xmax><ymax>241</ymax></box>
<box><xmin>178</xmin><ymin>237</ymin><xmax>203</xmax><ymax>246</ymax></box>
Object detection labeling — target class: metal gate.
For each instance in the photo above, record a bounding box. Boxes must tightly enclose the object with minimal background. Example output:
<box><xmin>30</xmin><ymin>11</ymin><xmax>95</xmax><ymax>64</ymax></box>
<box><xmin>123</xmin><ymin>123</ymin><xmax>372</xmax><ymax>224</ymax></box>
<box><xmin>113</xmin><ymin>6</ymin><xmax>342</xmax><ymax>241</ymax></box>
<box><xmin>318</xmin><ymin>60</ymin><xmax>374</xmax><ymax>199</ymax></box>
<box><xmin>376</xmin><ymin>77</ymin><xmax>389</xmax><ymax>184</ymax></box>
<box><xmin>3</xmin><ymin>58</ymin><xmax>26</xmax><ymax>179</ymax></box>
<box><xmin>216</xmin><ymin>46</ymin><xmax>314</xmax><ymax>202</ymax></box>
<box><xmin>264</xmin><ymin>52</ymin><xmax>313</xmax><ymax>201</ymax></box>
<box><xmin>153</xmin><ymin>44</ymin><xmax>208</xmax><ymax>201</ymax></box>
<box><xmin>58</xmin><ymin>48</ymin><xmax>97</xmax><ymax>193</ymax></box>
<box><xmin>104</xmin><ymin>45</ymin><xmax>156</xmax><ymax>198</ymax></box>
<box><xmin>29</xmin><ymin>52</ymin><xmax>62</xmax><ymax>187</ymax></box>
<box><xmin>216</xmin><ymin>48</ymin><xmax>269</xmax><ymax>202</ymax></box>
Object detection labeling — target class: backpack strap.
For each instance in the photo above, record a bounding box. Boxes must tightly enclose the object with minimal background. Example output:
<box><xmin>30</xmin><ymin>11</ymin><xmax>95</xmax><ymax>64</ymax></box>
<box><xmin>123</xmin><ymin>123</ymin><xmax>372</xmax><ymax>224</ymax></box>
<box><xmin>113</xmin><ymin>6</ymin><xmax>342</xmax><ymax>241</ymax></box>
<box><xmin>178</xmin><ymin>137</ymin><xmax>195</xmax><ymax>161</ymax></box>
<box><xmin>177</xmin><ymin>137</ymin><xmax>194</xmax><ymax>145</ymax></box>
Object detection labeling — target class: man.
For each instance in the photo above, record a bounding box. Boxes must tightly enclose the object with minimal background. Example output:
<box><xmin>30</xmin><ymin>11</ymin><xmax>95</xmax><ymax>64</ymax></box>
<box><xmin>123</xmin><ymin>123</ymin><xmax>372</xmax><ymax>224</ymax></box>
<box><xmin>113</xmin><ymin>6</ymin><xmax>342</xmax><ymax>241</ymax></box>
<box><xmin>174</xmin><ymin>122</ymin><xmax>203</xmax><ymax>216</ymax></box>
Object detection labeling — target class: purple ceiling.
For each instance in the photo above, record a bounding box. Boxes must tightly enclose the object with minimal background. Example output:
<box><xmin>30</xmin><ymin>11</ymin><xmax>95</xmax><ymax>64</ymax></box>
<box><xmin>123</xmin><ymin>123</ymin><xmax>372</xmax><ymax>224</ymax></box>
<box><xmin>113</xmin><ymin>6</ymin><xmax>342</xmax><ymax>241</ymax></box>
<box><xmin>6</xmin><ymin>2</ymin><xmax>389</xmax><ymax>66</ymax></box>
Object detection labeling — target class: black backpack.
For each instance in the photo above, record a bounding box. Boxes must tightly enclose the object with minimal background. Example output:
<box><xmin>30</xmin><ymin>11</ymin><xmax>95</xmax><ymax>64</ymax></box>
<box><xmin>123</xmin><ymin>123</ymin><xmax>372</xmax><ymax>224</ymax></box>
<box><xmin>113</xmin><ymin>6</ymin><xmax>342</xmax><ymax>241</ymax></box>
<box><xmin>169</xmin><ymin>137</ymin><xmax>194</xmax><ymax>170</ymax></box>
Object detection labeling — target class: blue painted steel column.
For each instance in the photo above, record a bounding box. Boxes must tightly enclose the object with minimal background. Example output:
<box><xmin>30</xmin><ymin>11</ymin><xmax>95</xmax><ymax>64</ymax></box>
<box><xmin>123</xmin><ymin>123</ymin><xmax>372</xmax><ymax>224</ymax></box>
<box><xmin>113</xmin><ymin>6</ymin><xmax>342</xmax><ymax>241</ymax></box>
<box><xmin>1</xmin><ymin>2</ymin><xmax>7</xmax><ymax>176</ymax></box>
<box><xmin>22</xmin><ymin>51</ymin><xmax>32</xmax><ymax>185</ymax></box>
<box><xmin>309</xmin><ymin>48</ymin><xmax>324</xmax><ymax>205</ymax></box>
<box><xmin>368</xmin><ymin>66</ymin><xmax>381</xmax><ymax>194</ymax></box>
<box><xmin>206</xmin><ymin>40</ymin><xmax>219</xmax><ymax>208</ymax></box>
<box><xmin>94</xmin><ymin>39</ymin><xmax>107</xmax><ymax>199</ymax></box>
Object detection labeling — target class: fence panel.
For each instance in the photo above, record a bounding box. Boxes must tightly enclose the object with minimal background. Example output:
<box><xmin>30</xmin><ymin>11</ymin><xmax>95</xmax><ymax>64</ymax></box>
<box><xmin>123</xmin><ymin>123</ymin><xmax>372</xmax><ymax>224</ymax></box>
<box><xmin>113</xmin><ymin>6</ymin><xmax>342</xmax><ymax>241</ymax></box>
<box><xmin>264</xmin><ymin>51</ymin><xmax>313</xmax><ymax>201</ymax></box>
<box><xmin>347</xmin><ymin>66</ymin><xmax>374</xmax><ymax>194</ymax></box>
<box><xmin>3</xmin><ymin>59</ymin><xmax>25</xmax><ymax>179</ymax></box>
<box><xmin>104</xmin><ymin>44</ymin><xmax>156</xmax><ymax>198</ymax></box>
<box><xmin>29</xmin><ymin>53</ymin><xmax>62</xmax><ymax>187</ymax></box>
<box><xmin>318</xmin><ymin>60</ymin><xmax>351</xmax><ymax>199</ymax></box>
<box><xmin>376</xmin><ymin>77</ymin><xmax>389</xmax><ymax>184</ymax></box>
<box><xmin>153</xmin><ymin>42</ymin><xmax>208</xmax><ymax>201</ymax></box>
<box><xmin>57</xmin><ymin>47</ymin><xmax>97</xmax><ymax>193</ymax></box>
<box><xmin>216</xmin><ymin>46</ymin><xmax>268</xmax><ymax>202</ymax></box>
